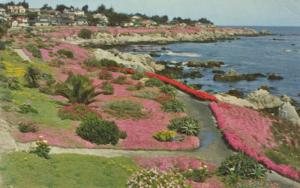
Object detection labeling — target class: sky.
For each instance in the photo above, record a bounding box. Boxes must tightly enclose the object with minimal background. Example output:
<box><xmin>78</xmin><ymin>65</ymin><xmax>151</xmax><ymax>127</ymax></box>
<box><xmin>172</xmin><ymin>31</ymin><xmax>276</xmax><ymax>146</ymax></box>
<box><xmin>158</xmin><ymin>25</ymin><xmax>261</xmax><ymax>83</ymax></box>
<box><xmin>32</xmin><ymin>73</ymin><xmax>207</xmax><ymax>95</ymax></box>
<box><xmin>1</xmin><ymin>0</ymin><xmax>300</xmax><ymax>26</ymax></box>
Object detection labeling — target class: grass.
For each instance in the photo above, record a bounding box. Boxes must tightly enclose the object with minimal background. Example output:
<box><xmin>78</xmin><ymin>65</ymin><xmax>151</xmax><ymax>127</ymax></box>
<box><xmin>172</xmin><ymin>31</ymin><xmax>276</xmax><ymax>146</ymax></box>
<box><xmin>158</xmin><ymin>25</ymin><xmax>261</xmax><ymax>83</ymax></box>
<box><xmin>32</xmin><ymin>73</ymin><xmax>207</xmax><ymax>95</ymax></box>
<box><xmin>104</xmin><ymin>100</ymin><xmax>146</xmax><ymax>119</ymax></box>
<box><xmin>133</xmin><ymin>91</ymin><xmax>160</xmax><ymax>100</ymax></box>
<box><xmin>0</xmin><ymin>152</ymin><xmax>138</xmax><ymax>188</ymax></box>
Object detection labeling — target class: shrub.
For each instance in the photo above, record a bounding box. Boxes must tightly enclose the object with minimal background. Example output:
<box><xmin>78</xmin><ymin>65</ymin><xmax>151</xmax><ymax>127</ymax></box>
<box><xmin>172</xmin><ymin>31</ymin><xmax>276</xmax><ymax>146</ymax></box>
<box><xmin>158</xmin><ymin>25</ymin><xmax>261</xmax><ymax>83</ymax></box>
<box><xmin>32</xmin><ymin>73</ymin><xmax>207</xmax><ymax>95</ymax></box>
<box><xmin>58</xmin><ymin>104</ymin><xmax>100</xmax><ymax>121</ymax></box>
<box><xmin>76</xmin><ymin>116</ymin><xmax>122</xmax><ymax>145</ymax></box>
<box><xmin>134</xmin><ymin>91</ymin><xmax>159</xmax><ymax>100</ymax></box>
<box><xmin>126</xmin><ymin>82</ymin><xmax>144</xmax><ymax>91</ymax></box>
<box><xmin>160</xmin><ymin>84</ymin><xmax>176</xmax><ymax>96</ymax></box>
<box><xmin>131</xmin><ymin>72</ymin><xmax>145</xmax><ymax>80</ymax></box>
<box><xmin>85</xmin><ymin>59</ymin><xmax>121</xmax><ymax>68</ymax></box>
<box><xmin>57</xmin><ymin>49</ymin><xmax>74</xmax><ymax>58</ymax></box>
<box><xmin>153</xmin><ymin>130</ymin><xmax>178</xmax><ymax>142</ymax></box>
<box><xmin>127</xmin><ymin>169</ymin><xmax>190</xmax><ymax>188</ymax></box>
<box><xmin>218</xmin><ymin>152</ymin><xmax>267</xmax><ymax>184</ymax></box>
<box><xmin>0</xmin><ymin>90</ymin><xmax>12</xmax><ymax>102</ymax></box>
<box><xmin>18</xmin><ymin>104</ymin><xmax>38</xmax><ymax>114</ymax></box>
<box><xmin>7</xmin><ymin>77</ymin><xmax>20</xmax><ymax>90</ymax></box>
<box><xmin>101</xmin><ymin>81</ymin><xmax>114</xmax><ymax>95</ymax></box>
<box><xmin>112</xmin><ymin>75</ymin><xmax>128</xmax><ymax>85</ymax></box>
<box><xmin>25</xmin><ymin>44</ymin><xmax>41</xmax><ymax>58</ymax></box>
<box><xmin>30</xmin><ymin>137</ymin><xmax>51</xmax><ymax>159</ymax></box>
<box><xmin>0</xmin><ymin>41</ymin><xmax>5</xmax><ymax>50</ymax></box>
<box><xmin>24</xmin><ymin>66</ymin><xmax>41</xmax><ymax>88</ymax></box>
<box><xmin>162</xmin><ymin>99</ymin><xmax>185</xmax><ymax>112</ymax></box>
<box><xmin>78</xmin><ymin>28</ymin><xmax>92</xmax><ymax>39</ymax></box>
<box><xmin>99</xmin><ymin>70</ymin><xmax>113</xmax><ymax>80</ymax></box>
<box><xmin>168</xmin><ymin>117</ymin><xmax>200</xmax><ymax>136</ymax></box>
<box><xmin>183</xmin><ymin>164</ymin><xmax>209</xmax><ymax>183</ymax></box>
<box><xmin>119</xmin><ymin>131</ymin><xmax>127</xmax><ymax>139</ymax></box>
<box><xmin>105</xmin><ymin>100</ymin><xmax>146</xmax><ymax>119</ymax></box>
<box><xmin>55</xmin><ymin>74</ymin><xmax>100</xmax><ymax>104</ymax></box>
<box><xmin>145</xmin><ymin>78</ymin><xmax>164</xmax><ymax>87</ymax></box>
<box><xmin>18</xmin><ymin>122</ymin><xmax>38</xmax><ymax>133</ymax></box>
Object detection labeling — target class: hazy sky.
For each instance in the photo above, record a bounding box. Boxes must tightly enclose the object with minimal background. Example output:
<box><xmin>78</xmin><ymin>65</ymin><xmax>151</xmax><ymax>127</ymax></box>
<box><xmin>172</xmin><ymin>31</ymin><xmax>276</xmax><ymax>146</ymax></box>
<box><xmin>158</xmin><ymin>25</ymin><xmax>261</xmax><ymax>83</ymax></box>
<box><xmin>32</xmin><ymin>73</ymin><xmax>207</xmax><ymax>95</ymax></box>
<box><xmin>1</xmin><ymin>0</ymin><xmax>300</xmax><ymax>26</ymax></box>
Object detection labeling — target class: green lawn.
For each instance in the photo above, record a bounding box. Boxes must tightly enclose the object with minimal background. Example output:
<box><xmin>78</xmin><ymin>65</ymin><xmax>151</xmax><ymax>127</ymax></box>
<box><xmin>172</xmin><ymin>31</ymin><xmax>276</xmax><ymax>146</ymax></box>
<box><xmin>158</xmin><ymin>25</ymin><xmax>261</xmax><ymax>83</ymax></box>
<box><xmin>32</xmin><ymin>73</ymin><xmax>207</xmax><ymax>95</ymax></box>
<box><xmin>0</xmin><ymin>152</ymin><xmax>138</xmax><ymax>188</ymax></box>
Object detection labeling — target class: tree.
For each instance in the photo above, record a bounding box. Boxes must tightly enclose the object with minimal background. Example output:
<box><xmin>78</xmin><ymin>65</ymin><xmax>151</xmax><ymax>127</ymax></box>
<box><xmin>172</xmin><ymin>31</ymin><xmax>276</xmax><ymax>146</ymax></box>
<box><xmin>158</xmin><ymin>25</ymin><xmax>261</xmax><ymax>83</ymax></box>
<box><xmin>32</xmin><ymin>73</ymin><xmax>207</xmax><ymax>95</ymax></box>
<box><xmin>97</xmin><ymin>4</ymin><xmax>106</xmax><ymax>14</ymax></box>
<box><xmin>198</xmin><ymin>18</ymin><xmax>213</xmax><ymax>25</ymax></box>
<box><xmin>82</xmin><ymin>5</ymin><xmax>89</xmax><ymax>13</ymax></box>
<box><xmin>87</xmin><ymin>15</ymin><xmax>100</xmax><ymax>26</ymax></box>
<box><xmin>56</xmin><ymin>4</ymin><xmax>68</xmax><ymax>13</ymax></box>
<box><xmin>24</xmin><ymin>66</ymin><xmax>41</xmax><ymax>88</ymax></box>
<box><xmin>18</xmin><ymin>0</ymin><xmax>29</xmax><ymax>9</ymax></box>
<box><xmin>40</xmin><ymin>4</ymin><xmax>52</xmax><ymax>10</ymax></box>
<box><xmin>55</xmin><ymin>74</ymin><xmax>100</xmax><ymax>104</ymax></box>
<box><xmin>107</xmin><ymin>12</ymin><xmax>130</xmax><ymax>26</ymax></box>
<box><xmin>26</xmin><ymin>11</ymin><xmax>38</xmax><ymax>21</ymax></box>
<box><xmin>151</xmin><ymin>15</ymin><xmax>169</xmax><ymax>24</ymax></box>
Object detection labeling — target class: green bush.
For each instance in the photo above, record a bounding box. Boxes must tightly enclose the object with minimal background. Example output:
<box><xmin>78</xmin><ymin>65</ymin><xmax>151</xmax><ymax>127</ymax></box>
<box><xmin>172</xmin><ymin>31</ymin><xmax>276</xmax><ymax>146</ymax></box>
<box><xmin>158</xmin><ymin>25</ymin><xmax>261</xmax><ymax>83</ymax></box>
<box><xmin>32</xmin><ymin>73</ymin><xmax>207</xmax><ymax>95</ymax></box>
<box><xmin>76</xmin><ymin>116</ymin><xmax>123</xmax><ymax>145</ymax></box>
<box><xmin>218</xmin><ymin>152</ymin><xmax>267</xmax><ymax>184</ymax></box>
<box><xmin>99</xmin><ymin>70</ymin><xmax>113</xmax><ymax>80</ymax></box>
<box><xmin>25</xmin><ymin>44</ymin><xmax>41</xmax><ymax>58</ymax></box>
<box><xmin>78</xmin><ymin>28</ymin><xmax>92</xmax><ymax>39</ymax></box>
<box><xmin>183</xmin><ymin>166</ymin><xmax>209</xmax><ymax>183</ymax></box>
<box><xmin>85</xmin><ymin>59</ymin><xmax>121</xmax><ymax>68</ymax></box>
<box><xmin>162</xmin><ymin>99</ymin><xmax>185</xmax><ymax>112</ymax></box>
<box><xmin>153</xmin><ymin>130</ymin><xmax>178</xmax><ymax>142</ymax></box>
<box><xmin>57</xmin><ymin>49</ymin><xmax>74</xmax><ymax>58</ymax></box>
<box><xmin>160</xmin><ymin>84</ymin><xmax>176</xmax><ymax>96</ymax></box>
<box><xmin>24</xmin><ymin>66</ymin><xmax>41</xmax><ymax>88</ymax></box>
<box><xmin>168</xmin><ymin>117</ymin><xmax>200</xmax><ymax>136</ymax></box>
<box><xmin>18</xmin><ymin>104</ymin><xmax>38</xmax><ymax>114</ymax></box>
<box><xmin>131</xmin><ymin>72</ymin><xmax>145</xmax><ymax>80</ymax></box>
<box><xmin>30</xmin><ymin>138</ymin><xmax>51</xmax><ymax>159</ymax></box>
<box><xmin>112</xmin><ymin>76</ymin><xmax>127</xmax><ymax>85</ymax></box>
<box><xmin>127</xmin><ymin>169</ymin><xmax>190</xmax><ymax>188</ymax></box>
<box><xmin>105</xmin><ymin>100</ymin><xmax>145</xmax><ymax>119</ymax></box>
<box><xmin>134</xmin><ymin>91</ymin><xmax>159</xmax><ymax>100</ymax></box>
<box><xmin>55</xmin><ymin>74</ymin><xmax>100</xmax><ymax>104</ymax></box>
<box><xmin>126</xmin><ymin>83</ymin><xmax>144</xmax><ymax>91</ymax></box>
<box><xmin>101</xmin><ymin>81</ymin><xmax>114</xmax><ymax>95</ymax></box>
<box><xmin>18</xmin><ymin>122</ymin><xmax>38</xmax><ymax>133</ymax></box>
<box><xmin>145</xmin><ymin>78</ymin><xmax>164</xmax><ymax>87</ymax></box>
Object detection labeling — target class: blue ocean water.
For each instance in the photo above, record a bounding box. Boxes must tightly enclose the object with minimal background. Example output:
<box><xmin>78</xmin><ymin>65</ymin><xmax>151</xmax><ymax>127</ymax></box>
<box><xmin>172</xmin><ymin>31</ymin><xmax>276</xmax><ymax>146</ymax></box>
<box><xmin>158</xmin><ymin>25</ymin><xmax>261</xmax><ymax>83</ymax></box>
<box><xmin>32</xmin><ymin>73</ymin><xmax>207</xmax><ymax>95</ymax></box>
<box><xmin>124</xmin><ymin>26</ymin><xmax>300</xmax><ymax>102</ymax></box>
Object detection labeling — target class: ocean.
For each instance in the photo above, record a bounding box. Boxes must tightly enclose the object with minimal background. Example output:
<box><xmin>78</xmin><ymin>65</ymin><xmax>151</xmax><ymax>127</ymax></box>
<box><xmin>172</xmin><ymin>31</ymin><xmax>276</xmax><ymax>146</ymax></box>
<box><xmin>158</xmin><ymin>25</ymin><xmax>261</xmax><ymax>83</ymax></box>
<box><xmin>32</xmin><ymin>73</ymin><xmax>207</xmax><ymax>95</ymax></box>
<box><xmin>122</xmin><ymin>26</ymin><xmax>300</xmax><ymax>103</ymax></box>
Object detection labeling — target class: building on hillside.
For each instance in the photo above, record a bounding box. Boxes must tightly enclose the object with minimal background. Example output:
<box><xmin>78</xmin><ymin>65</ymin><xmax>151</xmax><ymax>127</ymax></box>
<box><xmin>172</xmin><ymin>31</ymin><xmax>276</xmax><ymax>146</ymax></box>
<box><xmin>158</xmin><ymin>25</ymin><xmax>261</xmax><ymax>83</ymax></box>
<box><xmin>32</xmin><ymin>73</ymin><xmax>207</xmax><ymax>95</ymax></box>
<box><xmin>0</xmin><ymin>8</ymin><xmax>6</xmax><ymax>16</ymax></box>
<box><xmin>74</xmin><ymin>17</ymin><xmax>88</xmax><ymax>26</ymax></box>
<box><xmin>28</xmin><ymin>8</ymin><xmax>41</xmax><ymax>16</ymax></box>
<box><xmin>141</xmin><ymin>19</ymin><xmax>158</xmax><ymax>28</ymax></box>
<box><xmin>11</xmin><ymin>16</ymin><xmax>29</xmax><ymax>27</ymax></box>
<box><xmin>74</xmin><ymin>10</ymin><xmax>85</xmax><ymax>17</ymax></box>
<box><xmin>34</xmin><ymin>16</ymin><xmax>51</xmax><ymax>26</ymax></box>
<box><xmin>7</xmin><ymin>5</ymin><xmax>26</xmax><ymax>15</ymax></box>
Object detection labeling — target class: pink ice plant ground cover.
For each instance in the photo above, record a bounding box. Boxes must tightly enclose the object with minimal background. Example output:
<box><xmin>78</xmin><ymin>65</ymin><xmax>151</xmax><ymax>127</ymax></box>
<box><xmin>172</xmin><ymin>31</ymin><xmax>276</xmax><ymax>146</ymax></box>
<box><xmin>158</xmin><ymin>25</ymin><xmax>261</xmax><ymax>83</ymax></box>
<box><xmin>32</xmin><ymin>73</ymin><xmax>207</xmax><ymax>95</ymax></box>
<box><xmin>209</xmin><ymin>102</ymin><xmax>300</xmax><ymax>180</ymax></box>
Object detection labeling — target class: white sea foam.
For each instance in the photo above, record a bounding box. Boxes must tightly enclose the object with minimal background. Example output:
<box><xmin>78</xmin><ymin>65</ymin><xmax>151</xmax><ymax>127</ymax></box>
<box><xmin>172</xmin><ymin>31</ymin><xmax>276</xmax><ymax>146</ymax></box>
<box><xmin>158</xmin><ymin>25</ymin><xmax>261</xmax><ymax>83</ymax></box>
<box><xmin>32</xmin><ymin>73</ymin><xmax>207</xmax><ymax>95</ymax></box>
<box><xmin>162</xmin><ymin>50</ymin><xmax>201</xmax><ymax>57</ymax></box>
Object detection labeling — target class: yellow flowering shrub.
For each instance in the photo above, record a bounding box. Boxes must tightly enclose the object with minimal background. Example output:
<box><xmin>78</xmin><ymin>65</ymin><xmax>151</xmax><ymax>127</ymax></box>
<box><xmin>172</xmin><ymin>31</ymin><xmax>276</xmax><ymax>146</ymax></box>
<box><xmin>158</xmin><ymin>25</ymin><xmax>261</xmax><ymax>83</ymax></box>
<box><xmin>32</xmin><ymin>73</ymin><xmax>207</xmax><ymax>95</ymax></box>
<box><xmin>3</xmin><ymin>61</ymin><xmax>26</xmax><ymax>77</ymax></box>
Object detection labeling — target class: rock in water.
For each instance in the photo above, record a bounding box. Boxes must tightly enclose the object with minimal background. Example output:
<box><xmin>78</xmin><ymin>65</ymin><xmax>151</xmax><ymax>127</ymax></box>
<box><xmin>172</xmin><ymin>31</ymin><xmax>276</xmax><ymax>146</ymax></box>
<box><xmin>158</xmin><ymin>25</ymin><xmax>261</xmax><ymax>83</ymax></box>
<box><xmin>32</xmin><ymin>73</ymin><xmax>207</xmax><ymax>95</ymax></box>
<box><xmin>268</xmin><ymin>73</ymin><xmax>283</xmax><ymax>80</ymax></box>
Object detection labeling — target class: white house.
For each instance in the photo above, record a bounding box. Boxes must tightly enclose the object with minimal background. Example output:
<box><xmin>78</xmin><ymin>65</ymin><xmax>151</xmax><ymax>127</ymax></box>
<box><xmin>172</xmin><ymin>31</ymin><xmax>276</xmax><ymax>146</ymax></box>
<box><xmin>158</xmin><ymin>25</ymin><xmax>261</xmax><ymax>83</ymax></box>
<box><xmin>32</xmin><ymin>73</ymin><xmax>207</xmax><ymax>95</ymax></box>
<box><xmin>74</xmin><ymin>10</ymin><xmax>85</xmax><ymax>17</ymax></box>
<box><xmin>28</xmin><ymin>8</ymin><xmax>41</xmax><ymax>16</ymax></box>
<box><xmin>7</xmin><ymin>5</ymin><xmax>26</xmax><ymax>14</ymax></box>
<box><xmin>93</xmin><ymin>13</ymin><xmax>109</xmax><ymax>26</ymax></box>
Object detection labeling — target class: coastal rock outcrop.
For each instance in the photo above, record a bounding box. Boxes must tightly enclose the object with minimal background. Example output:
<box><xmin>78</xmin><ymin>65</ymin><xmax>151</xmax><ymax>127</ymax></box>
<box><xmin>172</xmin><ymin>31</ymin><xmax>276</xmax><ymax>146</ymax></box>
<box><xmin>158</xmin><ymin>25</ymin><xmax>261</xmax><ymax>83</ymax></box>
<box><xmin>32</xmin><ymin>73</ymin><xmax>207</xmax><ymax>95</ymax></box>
<box><xmin>247</xmin><ymin>89</ymin><xmax>283</xmax><ymax>109</ymax></box>
<box><xmin>278</xmin><ymin>102</ymin><xmax>300</xmax><ymax>125</ymax></box>
<box><xmin>93</xmin><ymin>48</ymin><xmax>164</xmax><ymax>72</ymax></box>
<box><xmin>186</xmin><ymin>61</ymin><xmax>224</xmax><ymax>68</ymax></box>
<box><xmin>213</xmin><ymin>69</ymin><xmax>265</xmax><ymax>82</ymax></box>
<box><xmin>215</xmin><ymin>94</ymin><xmax>257</xmax><ymax>109</ymax></box>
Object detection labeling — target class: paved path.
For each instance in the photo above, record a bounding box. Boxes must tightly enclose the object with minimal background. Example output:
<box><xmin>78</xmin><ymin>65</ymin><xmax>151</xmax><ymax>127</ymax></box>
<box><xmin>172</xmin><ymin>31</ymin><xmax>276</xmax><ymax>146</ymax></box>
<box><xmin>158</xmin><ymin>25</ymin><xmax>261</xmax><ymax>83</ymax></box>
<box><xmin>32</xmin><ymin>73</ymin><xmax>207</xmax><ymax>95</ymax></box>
<box><xmin>13</xmin><ymin>49</ymin><xmax>32</xmax><ymax>62</ymax></box>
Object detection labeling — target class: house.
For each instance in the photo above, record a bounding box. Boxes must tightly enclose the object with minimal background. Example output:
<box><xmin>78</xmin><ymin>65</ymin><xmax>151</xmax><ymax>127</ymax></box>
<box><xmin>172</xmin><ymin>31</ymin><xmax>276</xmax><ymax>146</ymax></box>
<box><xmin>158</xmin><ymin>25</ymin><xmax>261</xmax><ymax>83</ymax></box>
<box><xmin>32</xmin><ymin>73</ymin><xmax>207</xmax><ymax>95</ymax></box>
<box><xmin>28</xmin><ymin>8</ymin><xmax>41</xmax><ymax>16</ymax></box>
<box><xmin>11</xmin><ymin>16</ymin><xmax>29</xmax><ymax>27</ymax></box>
<box><xmin>74</xmin><ymin>10</ymin><xmax>85</xmax><ymax>17</ymax></box>
<box><xmin>0</xmin><ymin>8</ymin><xmax>6</xmax><ymax>16</ymax></box>
<box><xmin>93</xmin><ymin>13</ymin><xmax>108</xmax><ymax>26</ymax></box>
<box><xmin>74</xmin><ymin>17</ymin><xmax>88</xmax><ymax>26</ymax></box>
<box><xmin>7</xmin><ymin>5</ymin><xmax>26</xmax><ymax>15</ymax></box>
<box><xmin>34</xmin><ymin>17</ymin><xmax>51</xmax><ymax>26</ymax></box>
<box><xmin>141</xmin><ymin>19</ymin><xmax>157</xmax><ymax>27</ymax></box>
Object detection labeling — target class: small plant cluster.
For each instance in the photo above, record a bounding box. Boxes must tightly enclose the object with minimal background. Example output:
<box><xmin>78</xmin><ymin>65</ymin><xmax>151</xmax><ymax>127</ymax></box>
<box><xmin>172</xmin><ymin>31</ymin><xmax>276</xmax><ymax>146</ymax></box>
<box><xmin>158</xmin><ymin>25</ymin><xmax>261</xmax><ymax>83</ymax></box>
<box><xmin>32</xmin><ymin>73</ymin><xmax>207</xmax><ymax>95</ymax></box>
<box><xmin>153</xmin><ymin>130</ymin><xmax>184</xmax><ymax>142</ymax></box>
<box><xmin>145</xmin><ymin>78</ymin><xmax>164</xmax><ymax>87</ymax></box>
<box><xmin>127</xmin><ymin>82</ymin><xmax>144</xmax><ymax>91</ymax></box>
<box><xmin>99</xmin><ymin>70</ymin><xmax>113</xmax><ymax>80</ymax></box>
<box><xmin>134</xmin><ymin>90</ymin><xmax>159</xmax><ymax>100</ymax></box>
<box><xmin>218</xmin><ymin>152</ymin><xmax>267</xmax><ymax>185</ymax></box>
<box><xmin>127</xmin><ymin>169</ymin><xmax>190</xmax><ymax>188</ymax></box>
<box><xmin>131</xmin><ymin>72</ymin><xmax>145</xmax><ymax>80</ymax></box>
<box><xmin>78</xmin><ymin>28</ymin><xmax>92</xmax><ymax>39</ymax></box>
<box><xmin>25</xmin><ymin>44</ymin><xmax>41</xmax><ymax>58</ymax></box>
<box><xmin>24</xmin><ymin>66</ymin><xmax>41</xmax><ymax>88</ymax></box>
<box><xmin>105</xmin><ymin>100</ymin><xmax>146</xmax><ymax>119</ymax></box>
<box><xmin>57</xmin><ymin>49</ymin><xmax>74</xmax><ymax>58</ymax></box>
<box><xmin>168</xmin><ymin>117</ymin><xmax>201</xmax><ymax>136</ymax></box>
<box><xmin>85</xmin><ymin>58</ymin><xmax>121</xmax><ymax>68</ymax></box>
<box><xmin>30</xmin><ymin>136</ymin><xmax>51</xmax><ymax>159</ymax></box>
<box><xmin>18</xmin><ymin>104</ymin><xmax>38</xmax><ymax>114</ymax></box>
<box><xmin>76</xmin><ymin>115</ymin><xmax>126</xmax><ymax>145</ymax></box>
<box><xmin>112</xmin><ymin>75</ymin><xmax>128</xmax><ymax>85</ymax></box>
<box><xmin>101</xmin><ymin>81</ymin><xmax>114</xmax><ymax>95</ymax></box>
<box><xmin>160</xmin><ymin>84</ymin><xmax>177</xmax><ymax>96</ymax></box>
<box><xmin>58</xmin><ymin>104</ymin><xmax>100</xmax><ymax>121</ymax></box>
<box><xmin>183</xmin><ymin>164</ymin><xmax>209</xmax><ymax>183</ymax></box>
<box><xmin>161</xmin><ymin>99</ymin><xmax>185</xmax><ymax>112</ymax></box>
<box><xmin>18</xmin><ymin>121</ymin><xmax>38</xmax><ymax>133</ymax></box>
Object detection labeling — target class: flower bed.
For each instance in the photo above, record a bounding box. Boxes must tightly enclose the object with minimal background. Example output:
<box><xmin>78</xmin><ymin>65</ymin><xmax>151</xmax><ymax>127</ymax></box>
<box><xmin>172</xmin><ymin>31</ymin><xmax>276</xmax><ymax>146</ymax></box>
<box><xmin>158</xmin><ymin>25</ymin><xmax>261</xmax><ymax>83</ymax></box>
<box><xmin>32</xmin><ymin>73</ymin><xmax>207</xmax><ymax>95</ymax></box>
<box><xmin>209</xmin><ymin>102</ymin><xmax>300</xmax><ymax>181</ymax></box>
